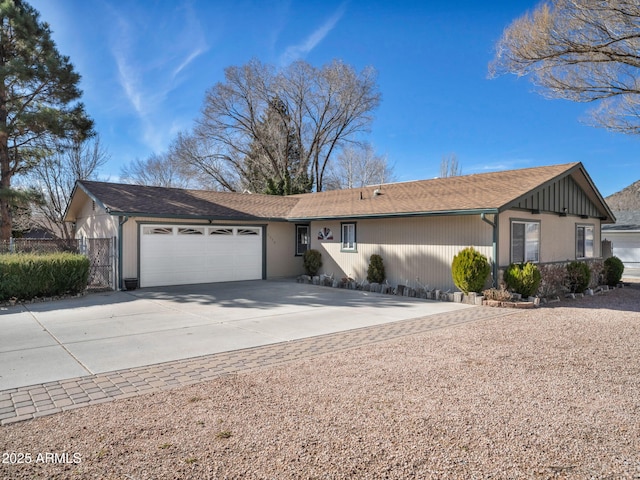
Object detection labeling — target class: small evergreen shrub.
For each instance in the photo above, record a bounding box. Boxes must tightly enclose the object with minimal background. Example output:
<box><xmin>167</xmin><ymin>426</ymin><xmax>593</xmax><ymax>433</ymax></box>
<box><xmin>565</xmin><ymin>261</ymin><xmax>590</xmax><ymax>293</ymax></box>
<box><xmin>303</xmin><ymin>249</ymin><xmax>322</xmax><ymax>276</ymax></box>
<box><xmin>603</xmin><ymin>256</ymin><xmax>624</xmax><ymax>286</ymax></box>
<box><xmin>367</xmin><ymin>254</ymin><xmax>385</xmax><ymax>284</ymax></box>
<box><xmin>0</xmin><ymin>253</ymin><xmax>90</xmax><ymax>302</ymax></box>
<box><xmin>503</xmin><ymin>262</ymin><xmax>541</xmax><ymax>298</ymax></box>
<box><xmin>451</xmin><ymin>247</ymin><xmax>491</xmax><ymax>294</ymax></box>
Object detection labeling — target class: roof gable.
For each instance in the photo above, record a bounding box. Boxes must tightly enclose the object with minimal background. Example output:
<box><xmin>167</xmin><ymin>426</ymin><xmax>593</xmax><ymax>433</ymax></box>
<box><xmin>504</xmin><ymin>166</ymin><xmax>614</xmax><ymax>221</ymax></box>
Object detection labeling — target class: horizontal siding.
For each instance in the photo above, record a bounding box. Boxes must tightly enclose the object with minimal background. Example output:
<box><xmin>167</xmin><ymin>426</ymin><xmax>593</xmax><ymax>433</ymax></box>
<box><xmin>310</xmin><ymin>215</ymin><xmax>494</xmax><ymax>291</ymax></box>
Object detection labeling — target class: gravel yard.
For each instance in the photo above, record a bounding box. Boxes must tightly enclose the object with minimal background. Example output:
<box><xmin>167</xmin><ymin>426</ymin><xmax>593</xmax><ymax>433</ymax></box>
<box><xmin>2</xmin><ymin>284</ymin><xmax>639</xmax><ymax>479</ymax></box>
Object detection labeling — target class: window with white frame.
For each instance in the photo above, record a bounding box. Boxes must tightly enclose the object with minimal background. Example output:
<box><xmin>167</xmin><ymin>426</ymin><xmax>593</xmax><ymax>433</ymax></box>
<box><xmin>295</xmin><ymin>225</ymin><xmax>310</xmax><ymax>256</ymax></box>
<box><xmin>576</xmin><ymin>224</ymin><xmax>594</xmax><ymax>259</ymax></box>
<box><xmin>341</xmin><ymin>223</ymin><xmax>356</xmax><ymax>251</ymax></box>
<box><xmin>511</xmin><ymin>220</ymin><xmax>540</xmax><ymax>263</ymax></box>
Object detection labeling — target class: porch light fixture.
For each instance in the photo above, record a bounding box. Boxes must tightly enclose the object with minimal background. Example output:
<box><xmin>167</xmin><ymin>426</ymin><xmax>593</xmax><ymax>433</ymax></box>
<box><xmin>559</xmin><ymin>207</ymin><xmax>568</xmax><ymax>217</ymax></box>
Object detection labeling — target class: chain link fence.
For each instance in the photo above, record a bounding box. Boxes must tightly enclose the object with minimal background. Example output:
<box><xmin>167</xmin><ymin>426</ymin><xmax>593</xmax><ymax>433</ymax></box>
<box><xmin>1</xmin><ymin>237</ymin><xmax>116</xmax><ymax>291</ymax></box>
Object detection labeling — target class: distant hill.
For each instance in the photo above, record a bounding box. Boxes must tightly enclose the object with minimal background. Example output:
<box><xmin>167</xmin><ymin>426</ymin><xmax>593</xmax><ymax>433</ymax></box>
<box><xmin>605</xmin><ymin>180</ymin><xmax>640</xmax><ymax>211</ymax></box>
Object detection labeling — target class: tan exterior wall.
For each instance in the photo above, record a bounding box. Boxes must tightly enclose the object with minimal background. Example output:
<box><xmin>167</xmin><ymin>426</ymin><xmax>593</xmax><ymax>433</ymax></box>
<box><xmin>497</xmin><ymin>210</ymin><xmax>602</xmax><ymax>267</ymax></box>
<box><xmin>120</xmin><ymin>217</ymin><xmax>300</xmax><ymax>281</ymax></box>
<box><xmin>73</xmin><ymin>191</ymin><xmax>118</xmax><ymax>239</ymax></box>
<box><xmin>309</xmin><ymin>215</ymin><xmax>494</xmax><ymax>291</ymax></box>
<box><xmin>264</xmin><ymin>222</ymin><xmax>304</xmax><ymax>278</ymax></box>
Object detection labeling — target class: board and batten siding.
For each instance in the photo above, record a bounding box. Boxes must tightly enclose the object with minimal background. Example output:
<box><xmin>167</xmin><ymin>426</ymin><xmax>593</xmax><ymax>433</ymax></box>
<box><xmin>120</xmin><ymin>218</ymin><xmax>301</xmax><ymax>281</ymax></box>
<box><xmin>309</xmin><ymin>215</ymin><xmax>494</xmax><ymax>292</ymax></box>
<box><xmin>497</xmin><ymin>210</ymin><xmax>602</xmax><ymax>267</ymax></box>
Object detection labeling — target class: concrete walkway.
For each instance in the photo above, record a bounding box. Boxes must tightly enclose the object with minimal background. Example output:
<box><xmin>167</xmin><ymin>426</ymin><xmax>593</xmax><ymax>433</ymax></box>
<box><xmin>0</xmin><ymin>281</ymin><xmax>517</xmax><ymax>425</ymax></box>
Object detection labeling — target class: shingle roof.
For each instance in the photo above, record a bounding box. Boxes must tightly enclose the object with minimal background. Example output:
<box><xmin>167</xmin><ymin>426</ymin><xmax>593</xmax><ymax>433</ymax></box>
<box><xmin>287</xmin><ymin>162</ymin><xmax>584</xmax><ymax>219</ymax></box>
<box><xmin>602</xmin><ymin>211</ymin><xmax>640</xmax><ymax>231</ymax></box>
<box><xmin>74</xmin><ymin>181</ymin><xmax>298</xmax><ymax>220</ymax></box>
<box><xmin>68</xmin><ymin>162</ymin><xmax>613</xmax><ymax>222</ymax></box>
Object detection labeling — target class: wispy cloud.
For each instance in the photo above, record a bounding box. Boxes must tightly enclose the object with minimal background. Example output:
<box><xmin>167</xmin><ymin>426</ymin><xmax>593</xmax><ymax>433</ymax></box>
<box><xmin>108</xmin><ymin>1</ymin><xmax>208</xmax><ymax>152</ymax></box>
<box><xmin>468</xmin><ymin>158</ymin><xmax>533</xmax><ymax>174</ymax></box>
<box><xmin>279</xmin><ymin>3</ymin><xmax>347</xmax><ymax>65</ymax></box>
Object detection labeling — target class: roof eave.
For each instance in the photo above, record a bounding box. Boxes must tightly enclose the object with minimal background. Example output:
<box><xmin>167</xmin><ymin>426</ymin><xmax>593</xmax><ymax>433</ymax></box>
<box><xmin>63</xmin><ymin>181</ymin><xmax>111</xmax><ymax>222</ymax></box>
<box><xmin>103</xmin><ymin>210</ymin><xmax>289</xmax><ymax>222</ymax></box>
<box><xmin>286</xmin><ymin>208</ymin><xmax>500</xmax><ymax>222</ymax></box>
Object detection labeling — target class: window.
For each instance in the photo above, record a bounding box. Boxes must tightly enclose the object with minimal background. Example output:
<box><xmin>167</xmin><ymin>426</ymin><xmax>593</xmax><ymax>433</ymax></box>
<box><xmin>178</xmin><ymin>227</ymin><xmax>204</xmax><ymax>235</ymax></box>
<box><xmin>237</xmin><ymin>228</ymin><xmax>260</xmax><ymax>236</ymax></box>
<box><xmin>143</xmin><ymin>226</ymin><xmax>173</xmax><ymax>235</ymax></box>
<box><xmin>296</xmin><ymin>225</ymin><xmax>310</xmax><ymax>256</ymax></box>
<box><xmin>576</xmin><ymin>224</ymin><xmax>594</xmax><ymax>258</ymax></box>
<box><xmin>511</xmin><ymin>221</ymin><xmax>540</xmax><ymax>263</ymax></box>
<box><xmin>341</xmin><ymin>223</ymin><xmax>356</xmax><ymax>251</ymax></box>
<box><xmin>209</xmin><ymin>227</ymin><xmax>233</xmax><ymax>235</ymax></box>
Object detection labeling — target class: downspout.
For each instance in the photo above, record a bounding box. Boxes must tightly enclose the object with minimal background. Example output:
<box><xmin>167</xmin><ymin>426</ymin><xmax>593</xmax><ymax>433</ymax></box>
<box><xmin>118</xmin><ymin>215</ymin><xmax>129</xmax><ymax>290</ymax></box>
<box><xmin>481</xmin><ymin>212</ymin><xmax>498</xmax><ymax>287</ymax></box>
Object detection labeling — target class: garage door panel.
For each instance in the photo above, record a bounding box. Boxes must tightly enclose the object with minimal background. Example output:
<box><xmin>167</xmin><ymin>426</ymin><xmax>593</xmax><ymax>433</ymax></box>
<box><xmin>140</xmin><ymin>225</ymin><xmax>263</xmax><ymax>287</ymax></box>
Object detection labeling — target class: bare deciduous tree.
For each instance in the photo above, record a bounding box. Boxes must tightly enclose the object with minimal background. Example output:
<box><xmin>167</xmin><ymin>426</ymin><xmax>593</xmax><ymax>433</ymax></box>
<box><xmin>29</xmin><ymin>137</ymin><xmax>108</xmax><ymax>239</ymax></box>
<box><xmin>489</xmin><ymin>0</ymin><xmax>640</xmax><ymax>134</ymax></box>
<box><xmin>324</xmin><ymin>144</ymin><xmax>395</xmax><ymax>190</ymax></box>
<box><xmin>120</xmin><ymin>152</ymin><xmax>193</xmax><ymax>189</ymax></box>
<box><xmin>194</xmin><ymin>59</ymin><xmax>381</xmax><ymax>192</ymax></box>
<box><xmin>439</xmin><ymin>153</ymin><xmax>462</xmax><ymax>178</ymax></box>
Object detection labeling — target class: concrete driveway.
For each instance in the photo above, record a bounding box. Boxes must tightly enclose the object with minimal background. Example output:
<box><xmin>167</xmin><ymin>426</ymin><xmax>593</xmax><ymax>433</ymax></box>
<box><xmin>0</xmin><ymin>280</ymin><xmax>473</xmax><ymax>391</ymax></box>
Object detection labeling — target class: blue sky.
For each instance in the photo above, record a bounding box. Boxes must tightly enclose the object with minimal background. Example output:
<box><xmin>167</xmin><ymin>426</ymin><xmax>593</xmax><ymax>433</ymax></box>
<box><xmin>30</xmin><ymin>0</ymin><xmax>638</xmax><ymax>197</ymax></box>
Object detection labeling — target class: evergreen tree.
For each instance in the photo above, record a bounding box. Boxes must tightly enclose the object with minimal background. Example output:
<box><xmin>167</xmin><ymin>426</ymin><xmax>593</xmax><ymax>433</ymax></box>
<box><xmin>243</xmin><ymin>96</ymin><xmax>312</xmax><ymax>195</ymax></box>
<box><xmin>0</xmin><ymin>0</ymin><xmax>93</xmax><ymax>240</ymax></box>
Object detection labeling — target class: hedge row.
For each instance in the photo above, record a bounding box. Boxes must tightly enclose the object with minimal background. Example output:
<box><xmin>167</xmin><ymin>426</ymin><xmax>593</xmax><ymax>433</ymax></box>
<box><xmin>0</xmin><ymin>253</ymin><xmax>90</xmax><ymax>302</ymax></box>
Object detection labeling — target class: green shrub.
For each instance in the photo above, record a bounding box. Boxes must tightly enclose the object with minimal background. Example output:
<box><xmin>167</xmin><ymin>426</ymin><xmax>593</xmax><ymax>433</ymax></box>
<box><xmin>603</xmin><ymin>256</ymin><xmax>624</xmax><ymax>286</ymax></box>
<box><xmin>565</xmin><ymin>261</ymin><xmax>590</xmax><ymax>293</ymax></box>
<box><xmin>366</xmin><ymin>254</ymin><xmax>385</xmax><ymax>284</ymax></box>
<box><xmin>302</xmin><ymin>249</ymin><xmax>322</xmax><ymax>276</ymax></box>
<box><xmin>451</xmin><ymin>247</ymin><xmax>491</xmax><ymax>294</ymax></box>
<box><xmin>504</xmin><ymin>262</ymin><xmax>541</xmax><ymax>298</ymax></box>
<box><xmin>0</xmin><ymin>253</ymin><xmax>89</xmax><ymax>302</ymax></box>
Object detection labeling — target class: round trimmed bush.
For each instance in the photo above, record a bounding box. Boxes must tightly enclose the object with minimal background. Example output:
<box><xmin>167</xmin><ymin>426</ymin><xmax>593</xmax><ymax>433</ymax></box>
<box><xmin>603</xmin><ymin>256</ymin><xmax>624</xmax><ymax>286</ymax></box>
<box><xmin>451</xmin><ymin>247</ymin><xmax>491</xmax><ymax>294</ymax></box>
<box><xmin>303</xmin><ymin>249</ymin><xmax>322</xmax><ymax>276</ymax></box>
<box><xmin>504</xmin><ymin>262</ymin><xmax>541</xmax><ymax>298</ymax></box>
<box><xmin>566</xmin><ymin>261</ymin><xmax>590</xmax><ymax>293</ymax></box>
<box><xmin>367</xmin><ymin>254</ymin><xmax>385</xmax><ymax>284</ymax></box>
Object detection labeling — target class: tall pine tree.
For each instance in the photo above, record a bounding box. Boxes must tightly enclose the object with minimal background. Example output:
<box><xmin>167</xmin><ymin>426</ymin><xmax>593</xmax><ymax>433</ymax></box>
<box><xmin>0</xmin><ymin>0</ymin><xmax>93</xmax><ymax>240</ymax></box>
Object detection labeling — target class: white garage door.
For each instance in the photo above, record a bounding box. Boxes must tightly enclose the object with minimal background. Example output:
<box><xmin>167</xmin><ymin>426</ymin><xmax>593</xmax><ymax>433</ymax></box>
<box><xmin>608</xmin><ymin>232</ymin><xmax>640</xmax><ymax>268</ymax></box>
<box><xmin>140</xmin><ymin>224</ymin><xmax>263</xmax><ymax>287</ymax></box>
